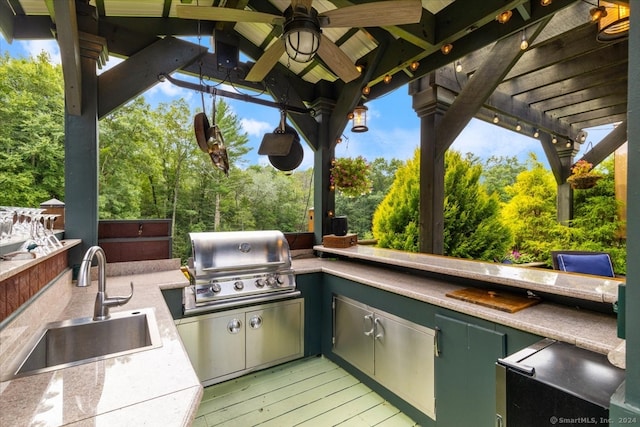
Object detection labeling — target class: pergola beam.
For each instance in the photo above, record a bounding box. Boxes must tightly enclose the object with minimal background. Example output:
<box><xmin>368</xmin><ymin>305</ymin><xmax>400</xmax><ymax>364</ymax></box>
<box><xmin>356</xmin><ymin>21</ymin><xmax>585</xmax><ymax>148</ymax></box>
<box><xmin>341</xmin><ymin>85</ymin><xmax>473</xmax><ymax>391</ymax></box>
<box><xmin>435</xmin><ymin>20</ymin><xmax>549</xmax><ymax>158</ymax></box>
<box><xmin>98</xmin><ymin>36</ymin><xmax>207</xmax><ymax>118</ymax></box>
<box><xmin>53</xmin><ymin>0</ymin><xmax>82</xmax><ymax>115</ymax></box>
<box><xmin>580</xmin><ymin>121</ymin><xmax>628</xmax><ymax>167</ymax></box>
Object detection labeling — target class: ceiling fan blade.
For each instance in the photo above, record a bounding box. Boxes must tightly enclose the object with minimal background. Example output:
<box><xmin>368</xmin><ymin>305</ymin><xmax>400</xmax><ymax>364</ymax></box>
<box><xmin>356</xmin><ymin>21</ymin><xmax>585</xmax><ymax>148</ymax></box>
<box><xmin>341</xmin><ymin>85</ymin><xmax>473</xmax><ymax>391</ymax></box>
<box><xmin>245</xmin><ymin>40</ymin><xmax>286</xmax><ymax>82</ymax></box>
<box><xmin>176</xmin><ymin>5</ymin><xmax>284</xmax><ymax>25</ymax></box>
<box><xmin>317</xmin><ymin>34</ymin><xmax>361</xmax><ymax>83</ymax></box>
<box><xmin>320</xmin><ymin>0</ymin><xmax>423</xmax><ymax>28</ymax></box>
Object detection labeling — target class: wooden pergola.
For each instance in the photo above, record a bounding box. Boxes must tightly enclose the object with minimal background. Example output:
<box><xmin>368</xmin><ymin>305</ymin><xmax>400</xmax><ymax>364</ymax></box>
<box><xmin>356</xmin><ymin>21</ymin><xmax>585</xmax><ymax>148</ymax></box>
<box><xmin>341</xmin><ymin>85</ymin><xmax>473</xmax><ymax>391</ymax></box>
<box><xmin>1</xmin><ymin>0</ymin><xmax>638</xmax><ymax>419</ymax></box>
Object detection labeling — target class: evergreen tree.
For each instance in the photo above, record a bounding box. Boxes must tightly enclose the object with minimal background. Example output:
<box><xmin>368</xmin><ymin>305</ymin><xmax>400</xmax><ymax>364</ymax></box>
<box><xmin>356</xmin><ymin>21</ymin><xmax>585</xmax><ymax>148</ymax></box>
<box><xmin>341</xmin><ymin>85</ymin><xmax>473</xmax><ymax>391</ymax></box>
<box><xmin>501</xmin><ymin>153</ymin><xmax>574</xmax><ymax>263</ymax></box>
<box><xmin>373</xmin><ymin>149</ymin><xmax>511</xmax><ymax>260</ymax></box>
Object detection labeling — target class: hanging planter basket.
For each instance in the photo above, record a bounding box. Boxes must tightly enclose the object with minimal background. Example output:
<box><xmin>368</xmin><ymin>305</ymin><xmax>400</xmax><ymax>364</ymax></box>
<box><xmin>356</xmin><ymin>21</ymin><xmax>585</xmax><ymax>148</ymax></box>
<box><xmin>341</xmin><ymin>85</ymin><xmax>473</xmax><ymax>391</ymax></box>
<box><xmin>567</xmin><ymin>173</ymin><xmax>602</xmax><ymax>189</ymax></box>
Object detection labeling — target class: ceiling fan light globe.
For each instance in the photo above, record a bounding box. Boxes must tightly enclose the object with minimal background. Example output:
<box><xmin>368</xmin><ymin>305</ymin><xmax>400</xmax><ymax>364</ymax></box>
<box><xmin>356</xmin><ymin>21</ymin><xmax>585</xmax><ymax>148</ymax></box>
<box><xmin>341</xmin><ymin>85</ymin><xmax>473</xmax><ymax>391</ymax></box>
<box><xmin>285</xmin><ymin>28</ymin><xmax>320</xmax><ymax>62</ymax></box>
<box><xmin>284</xmin><ymin>8</ymin><xmax>321</xmax><ymax>63</ymax></box>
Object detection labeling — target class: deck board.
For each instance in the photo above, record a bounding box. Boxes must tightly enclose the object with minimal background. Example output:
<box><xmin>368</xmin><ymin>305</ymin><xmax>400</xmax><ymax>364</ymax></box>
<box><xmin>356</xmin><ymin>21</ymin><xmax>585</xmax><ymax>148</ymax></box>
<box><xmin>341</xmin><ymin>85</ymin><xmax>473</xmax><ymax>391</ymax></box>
<box><xmin>194</xmin><ymin>356</ymin><xmax>418</xmax><ymax>426</ymax></box>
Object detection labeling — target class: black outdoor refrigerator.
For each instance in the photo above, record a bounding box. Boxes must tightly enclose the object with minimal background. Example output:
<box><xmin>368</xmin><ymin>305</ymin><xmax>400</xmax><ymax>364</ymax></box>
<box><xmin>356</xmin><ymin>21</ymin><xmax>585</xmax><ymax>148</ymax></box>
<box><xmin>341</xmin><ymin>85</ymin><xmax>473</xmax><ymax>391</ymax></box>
<box><xmin>496</xmin><ymin>338</ymin><xmax>625</xmax><ymax>427</ymax></box>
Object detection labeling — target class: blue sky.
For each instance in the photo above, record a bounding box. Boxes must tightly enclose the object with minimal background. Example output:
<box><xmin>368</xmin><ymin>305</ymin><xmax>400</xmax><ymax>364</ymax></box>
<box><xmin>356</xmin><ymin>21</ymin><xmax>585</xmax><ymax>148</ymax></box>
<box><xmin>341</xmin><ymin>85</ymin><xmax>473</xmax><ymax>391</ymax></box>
<box><xmin>1</xmin><ymin>36</ymin><xmax>614</xmax><ymax>171</ymax></box>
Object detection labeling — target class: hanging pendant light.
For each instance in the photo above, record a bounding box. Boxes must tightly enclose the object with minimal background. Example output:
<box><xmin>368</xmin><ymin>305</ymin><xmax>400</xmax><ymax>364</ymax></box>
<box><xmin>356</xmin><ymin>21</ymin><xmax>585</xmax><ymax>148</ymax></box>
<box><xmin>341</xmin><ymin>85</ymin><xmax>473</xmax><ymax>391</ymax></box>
<box><xmin>351</xmin><ymin>105</ymin><xmax>369</xmax><ymax>133</ymax></box>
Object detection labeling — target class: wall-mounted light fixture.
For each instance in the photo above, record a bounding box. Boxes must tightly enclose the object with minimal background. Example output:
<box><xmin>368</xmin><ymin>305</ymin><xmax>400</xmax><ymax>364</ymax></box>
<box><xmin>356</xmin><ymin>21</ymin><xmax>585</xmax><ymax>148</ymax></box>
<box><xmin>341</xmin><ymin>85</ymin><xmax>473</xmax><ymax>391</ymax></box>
<box><xmin>496</xmin><ymin>10</ymin><xmax>513</xmax><ymax>24</ymax></box>
<box><xmin>533</xmin><ymin>129</ymin><xmax>540</xmax><ymax>138</ymax></box>
<box><xmin>455</xmin><ymin>61</ymin><xmax>462</xmax><ymax>72</ymax></box>
<box><xmin>351</xmin><ymin>105</ymin><xmax>369</xmax><ymax>133</ymax></box>
<box><xmin>520</xmin><ymin>30</ymin><xmax>529</xmax><ymax>50</ymax></box>
<box><xmin>283</xmin><ymin>6</ymin><xmax>321</xmax><ymax>63</ymax></box>
<box><xmin>493</xmin><ymin>114</ymin><xmax>500</xmax><ymax>124</ymax></box>
<box><xmin>441</xmin><ymin>43</ymin><xmax>453</xmax><ymax>55</ymax></box>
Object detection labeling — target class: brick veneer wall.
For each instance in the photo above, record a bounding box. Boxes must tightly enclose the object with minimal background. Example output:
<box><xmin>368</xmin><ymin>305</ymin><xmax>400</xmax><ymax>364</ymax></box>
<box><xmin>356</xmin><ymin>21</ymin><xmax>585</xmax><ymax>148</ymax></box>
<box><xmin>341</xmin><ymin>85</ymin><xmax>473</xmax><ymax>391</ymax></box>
<box><xmin>0</xmin><ymin>251</ymin><xmax>68</xmax><ymax>322</ymax></box>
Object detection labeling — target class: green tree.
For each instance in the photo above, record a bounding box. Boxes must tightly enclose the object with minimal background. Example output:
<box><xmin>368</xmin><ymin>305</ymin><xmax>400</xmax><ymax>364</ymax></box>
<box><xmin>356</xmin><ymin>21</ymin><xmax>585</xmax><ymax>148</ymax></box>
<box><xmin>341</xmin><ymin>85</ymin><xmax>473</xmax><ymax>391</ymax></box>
<box><xmin>501</xmin><ymin>153</ymin><xmax>573</xmax><ymax>263</ymax></box>
<box><xmin>443</xmin><ymin>151</ymin><xmax>511</xmax><ymax>260</ymax></box>
<box><xmin>571</xmin><ymin>157</ymin><xmax>626</xmax><ymax>273</ymax></box>
<box><xmin>373</xmin><ymin>149</ymin><xmax>511</xmax><ymax>260</ymax></box>
<box><xmin>336</xmin><ymin>157</ymin><xmax>402</xmax><ymax>238</ymax></box>
<box><xmin>99</xmin><ymin>97</ymin><xmax>161</xmax><ymax>219</ymax></box>
<box><xmin>0</xmin><ymin>52</ymin><xmax>65</xmax><ymax>206</ymax></box>
<box><xmin>482</xmin><ymin>155</ymin><xmax>527</xmax><ymax>202</ymax></box>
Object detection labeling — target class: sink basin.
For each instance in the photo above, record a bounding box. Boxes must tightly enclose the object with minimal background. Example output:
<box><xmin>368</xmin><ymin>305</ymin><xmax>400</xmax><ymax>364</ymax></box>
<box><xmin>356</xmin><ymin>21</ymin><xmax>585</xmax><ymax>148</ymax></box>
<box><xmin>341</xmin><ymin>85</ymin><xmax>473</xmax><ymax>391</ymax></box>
<box><xmin>5</xmin><ymin>308</ymin><xmax>162</xmax><ymax>380</ymax></box>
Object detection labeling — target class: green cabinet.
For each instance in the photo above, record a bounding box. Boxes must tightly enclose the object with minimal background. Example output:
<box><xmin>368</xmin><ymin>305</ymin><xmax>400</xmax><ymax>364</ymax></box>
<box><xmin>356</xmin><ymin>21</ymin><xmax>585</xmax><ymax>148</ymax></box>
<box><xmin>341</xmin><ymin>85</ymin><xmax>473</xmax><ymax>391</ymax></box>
<box><xmin>434</xmin><ymin>314</ymin><xmax>506</xmax><ymax>427</ymax></box>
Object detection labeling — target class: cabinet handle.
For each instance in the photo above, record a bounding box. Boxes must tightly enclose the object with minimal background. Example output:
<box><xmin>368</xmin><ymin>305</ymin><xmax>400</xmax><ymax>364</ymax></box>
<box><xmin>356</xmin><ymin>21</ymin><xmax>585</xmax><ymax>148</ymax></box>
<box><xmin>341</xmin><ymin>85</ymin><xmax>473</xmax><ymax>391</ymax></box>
<box><xmin>249</xmin><ymin>315</ymin><xmax>263</xmax><ymax>329</ymax></box>
<box><xmin>227</xmin><ymin>318</ymin><xmax>242</xmax><ymax>334</ymax></box>
<box><xmin>364</xmin><ymin>314</ymin><xmax>374</xmax><ymax>336</ymax></box>
<box><xmin>434</xmin><ymin>326</ymin><xmax>441</xmax><ymax>357</ymax></box>
<box><xmin>374</xmin><ymin>317</ymin><xmax>384</xmax><ymax>340</ymax></box>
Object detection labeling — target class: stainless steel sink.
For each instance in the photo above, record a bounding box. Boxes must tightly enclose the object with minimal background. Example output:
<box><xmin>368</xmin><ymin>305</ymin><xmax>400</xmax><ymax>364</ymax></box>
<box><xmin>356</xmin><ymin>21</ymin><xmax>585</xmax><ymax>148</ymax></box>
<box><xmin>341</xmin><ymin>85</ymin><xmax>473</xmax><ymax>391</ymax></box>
<box><xmin>4</xmin><ymin>308</ymin><xmax>162</xmax><ymax>380</ymax></box>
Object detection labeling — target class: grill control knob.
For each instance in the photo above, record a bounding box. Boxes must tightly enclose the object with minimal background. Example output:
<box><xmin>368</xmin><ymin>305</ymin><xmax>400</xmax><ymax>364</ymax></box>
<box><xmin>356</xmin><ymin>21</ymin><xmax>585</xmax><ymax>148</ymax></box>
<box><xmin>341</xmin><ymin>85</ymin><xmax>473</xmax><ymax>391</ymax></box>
<box><xmin>276</xmin><ymin>274</ymin><xmax>285</xmax><ymax>285</ymax></box>
<box><xmin>255</xmin><ymin>278</ymin><xmax>265</xmax><ymax>288</ymax></box>
<box><xmin>234</xmin><ymin>281</ymin><xmax>244</xmax><ymax>291</ymax></box>
<box><xmin>266</xmin><ymin>276</ymin><xmax>277</xmax><ymax>287</ymax></box>
<box><xmin>209</xmin><ymin>282</ymin><xmax>221</xmax><ymax>293</ymax></box>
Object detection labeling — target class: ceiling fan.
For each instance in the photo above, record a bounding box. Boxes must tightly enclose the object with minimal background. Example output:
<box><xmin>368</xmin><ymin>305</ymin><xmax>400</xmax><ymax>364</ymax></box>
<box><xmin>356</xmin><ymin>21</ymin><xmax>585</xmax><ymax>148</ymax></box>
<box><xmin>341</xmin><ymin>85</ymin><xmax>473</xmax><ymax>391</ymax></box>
<box><xmin>176</xmin><ymin>0</ymin><xmax>423</xmax><ymax>83</ymax></box>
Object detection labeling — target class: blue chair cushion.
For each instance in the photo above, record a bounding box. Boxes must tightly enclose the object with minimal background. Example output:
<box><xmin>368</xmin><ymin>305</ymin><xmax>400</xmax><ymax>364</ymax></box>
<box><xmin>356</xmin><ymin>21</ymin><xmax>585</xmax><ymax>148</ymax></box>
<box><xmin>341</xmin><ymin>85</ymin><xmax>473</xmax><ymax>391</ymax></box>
<box><xmin>557</xmin><ymin>254</ymin><xmax>614</xmax><ymax>277</ymax></box>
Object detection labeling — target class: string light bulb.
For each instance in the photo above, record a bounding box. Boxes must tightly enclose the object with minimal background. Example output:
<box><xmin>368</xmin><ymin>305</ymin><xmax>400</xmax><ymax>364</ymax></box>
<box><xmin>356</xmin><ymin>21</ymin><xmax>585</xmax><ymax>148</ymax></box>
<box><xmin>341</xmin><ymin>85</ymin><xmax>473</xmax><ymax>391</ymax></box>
<box><xmin>441</xmin><ymin>43</ymin><xmax>453</xmax><ymax>55</ymax></box>
<box><xmin>552</xmin><ymin>135</ymin><xmax>558</xmax><ymax>144</ymax></box>
<box><xmin>455</xmin><ymin>61</ymin><xmax>462</xmax><ymax>72</ymax></box>
<box><xmin>362</xmin><ymin>86</ymin><xmax>370</xmax><ymax>95</ymax></box>
<box><xmin>566</xmin><ymin>139</ymin><xmax>573</xmax><ymax>148</ymax></box>
<box><xmin>383</xmin><ymin>74</ymin><xmax>392</xmax><ymax>84</ymax></box>
<box><xmin>590</xmin><ymin>6</ymin><xmax>607</xmax><ymax>22</ymax></box>
<box><xmin>516</xmin><ymin>122</ymin><xmax>522</xmax><ymax>132</ymax></box>
<box><xmin>496</xmin><ymin>10</ymin><xmax>513</xmax><ymax>24</ymax></box>
<box><xmin>533</xmin><ymin>129</ymin><xmax>540</xmax><ymax>138</ymax></box>
<box><xmin>493</xmin><ymin>114</ymin><xmax>500</xmax><ymax>124</ymax></box>
<box><xmin>520</xmin><ymin>30</ymin><xmax>529</xmax><ymax>50</ymax></box>
<box><xmin>409</xmin><ymin>61</ymin><xmax>419</xmax><ymax>71</ymax></box>
<box><xmin>540</xmin><ymin>0</ymin><xmax>552</xmax><ymax>6</ymax></box>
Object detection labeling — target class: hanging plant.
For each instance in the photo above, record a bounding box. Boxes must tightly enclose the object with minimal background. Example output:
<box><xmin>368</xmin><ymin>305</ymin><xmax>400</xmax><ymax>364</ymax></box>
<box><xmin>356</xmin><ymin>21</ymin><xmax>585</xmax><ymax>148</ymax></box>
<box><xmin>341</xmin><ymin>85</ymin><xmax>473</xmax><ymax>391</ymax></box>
<box><xmin>330</xmin><ymin>156</ymin><xmax>372</xmax><ymax>198</ymax></box>
<box><xmin>566</xmin><ymin>159</ymin><xmax>602</xmax><ymax>189</ymax></box>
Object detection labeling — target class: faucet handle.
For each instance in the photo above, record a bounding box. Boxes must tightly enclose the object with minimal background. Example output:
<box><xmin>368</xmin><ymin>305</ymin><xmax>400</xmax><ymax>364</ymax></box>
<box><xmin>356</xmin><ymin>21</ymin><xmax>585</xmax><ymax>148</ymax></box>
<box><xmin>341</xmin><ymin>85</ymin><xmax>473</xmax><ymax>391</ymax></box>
<box><xmin>94</xmin><ymin>282</ymin><xmax>134</xmax><ymax>321</ymax></box>
<box><xmin>109</xmin><ymin>281</ymin><xmax>134</xmax><ymax>306</ymax></box>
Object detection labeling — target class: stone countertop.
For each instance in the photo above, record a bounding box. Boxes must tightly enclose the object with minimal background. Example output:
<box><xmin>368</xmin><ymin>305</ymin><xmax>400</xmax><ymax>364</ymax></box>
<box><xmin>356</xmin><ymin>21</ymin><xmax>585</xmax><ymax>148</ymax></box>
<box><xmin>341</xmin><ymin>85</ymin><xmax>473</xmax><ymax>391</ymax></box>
<box><xmin>0</xmin><ymin>261</ymin><xmax>200</xmax><ymax>427</ymax></box>
<box><xmin>292</xmin><ymin>254</ymin><xmax>623</xmax><ymax>356</ymax></box>
<box><xmin>313</xmin><ymin>245</ymin><xmax>623</xmax><ymax>304</ymax></box>
<box><xmin>0</xmin><ymin>239</ymin><xmax>81</xmax><ymax>282</ymax></box>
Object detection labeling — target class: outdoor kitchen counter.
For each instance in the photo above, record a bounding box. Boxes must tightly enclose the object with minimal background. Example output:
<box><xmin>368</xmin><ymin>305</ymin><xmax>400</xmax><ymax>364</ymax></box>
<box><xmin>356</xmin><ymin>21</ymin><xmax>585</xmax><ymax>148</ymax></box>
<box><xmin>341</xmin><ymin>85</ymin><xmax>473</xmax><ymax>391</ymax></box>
<box><xmin>293</xmin><ymin>247</ymin><xmax>623</xmax><ymax>357</ymax></box>
<box><xmin>0</xmin><ymin>260</ymin><xmax>201</xmax><ymax>427</ymax></box>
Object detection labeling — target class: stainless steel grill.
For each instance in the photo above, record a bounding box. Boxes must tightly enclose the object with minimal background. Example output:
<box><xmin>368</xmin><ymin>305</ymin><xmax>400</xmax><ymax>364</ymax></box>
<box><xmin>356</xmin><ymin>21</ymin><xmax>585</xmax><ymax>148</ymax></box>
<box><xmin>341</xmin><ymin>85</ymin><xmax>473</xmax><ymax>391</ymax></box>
<box><xmin>183</xmin><ymin>230</ymin><xmax>299</xmax><ymax>315</ymax></box>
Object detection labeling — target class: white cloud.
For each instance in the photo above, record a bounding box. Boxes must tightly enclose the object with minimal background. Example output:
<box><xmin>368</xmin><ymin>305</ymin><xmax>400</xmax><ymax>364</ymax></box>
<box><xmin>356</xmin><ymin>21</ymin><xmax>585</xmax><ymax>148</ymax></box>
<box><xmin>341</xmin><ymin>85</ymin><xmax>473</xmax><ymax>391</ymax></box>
<box><xmin>241</xmin><ymin>118</ymin><xmax>272</xmax><ymax>137</ymax></box>
<box><xmin>23</xmin><ymin>40</ymin><xmax>60</xmax><ymax>64</ymax></box>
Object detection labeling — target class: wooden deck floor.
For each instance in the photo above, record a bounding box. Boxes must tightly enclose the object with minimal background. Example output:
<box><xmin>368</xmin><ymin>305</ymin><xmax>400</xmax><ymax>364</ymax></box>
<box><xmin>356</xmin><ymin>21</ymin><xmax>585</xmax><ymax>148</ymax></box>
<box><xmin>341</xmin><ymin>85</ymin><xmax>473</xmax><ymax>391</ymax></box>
<box><xmin>193</xmin><ymin>356</ymin><xmax>419</xmax><ymax>427</ymax></box>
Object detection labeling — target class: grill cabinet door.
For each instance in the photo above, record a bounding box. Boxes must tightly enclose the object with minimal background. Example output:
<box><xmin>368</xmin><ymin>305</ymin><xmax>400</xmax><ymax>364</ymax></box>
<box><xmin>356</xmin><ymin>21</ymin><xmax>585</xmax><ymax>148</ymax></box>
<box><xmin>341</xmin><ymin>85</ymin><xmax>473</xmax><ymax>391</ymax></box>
<box><xmin>176</xmin><ymin>311</ymin><xmax>245</xmax><ymax>384</ymax></box>
<box><xmin>333</xmin><ymin>296</ymin><xmax>375</xmax><ymax>376</ymax></box>
<box><xmin>374</xmin><ymin>313</ymin><xmax>436</xmax><ymax>420</ymax></box>
<box><xmin>245</xmin><ymin>299</ymin><xmax>304</xmax><ymax>369</ymax></box>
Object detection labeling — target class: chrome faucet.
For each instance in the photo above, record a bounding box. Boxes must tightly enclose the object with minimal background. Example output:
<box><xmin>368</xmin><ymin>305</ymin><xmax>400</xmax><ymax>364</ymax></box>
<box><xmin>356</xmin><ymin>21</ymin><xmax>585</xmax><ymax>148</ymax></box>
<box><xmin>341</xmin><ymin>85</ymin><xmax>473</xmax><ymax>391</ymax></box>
<box><xmin>77</xmin><ymin>246</ymin><xmax>133</xmax><ymax>321</ymax></box>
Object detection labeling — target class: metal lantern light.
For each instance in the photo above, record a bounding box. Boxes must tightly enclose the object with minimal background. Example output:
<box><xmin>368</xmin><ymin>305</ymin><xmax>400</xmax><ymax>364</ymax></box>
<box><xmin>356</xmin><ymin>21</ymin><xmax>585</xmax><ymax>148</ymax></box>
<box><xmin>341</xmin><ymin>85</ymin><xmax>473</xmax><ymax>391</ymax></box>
<box><xmin>351</xmin><ymin>105</ymin><xmax>369</xmax><ymax>133</ymax></box>
<box><xmin>595</xmin><ymin>1</ymin><xmax>630</xmax><ymax>42</ymax></box>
